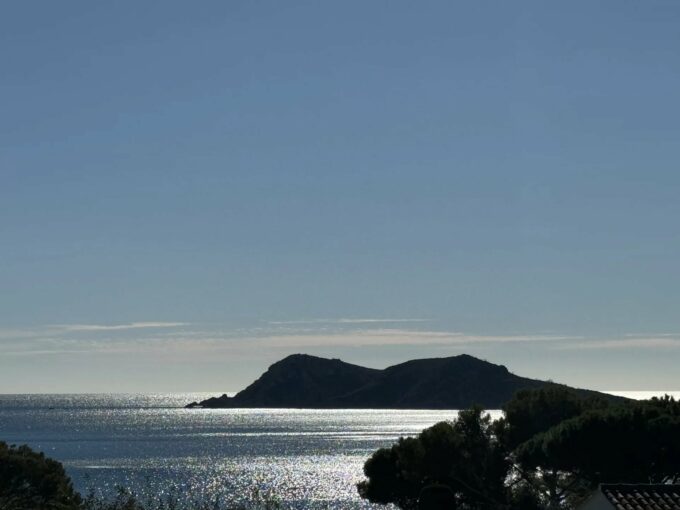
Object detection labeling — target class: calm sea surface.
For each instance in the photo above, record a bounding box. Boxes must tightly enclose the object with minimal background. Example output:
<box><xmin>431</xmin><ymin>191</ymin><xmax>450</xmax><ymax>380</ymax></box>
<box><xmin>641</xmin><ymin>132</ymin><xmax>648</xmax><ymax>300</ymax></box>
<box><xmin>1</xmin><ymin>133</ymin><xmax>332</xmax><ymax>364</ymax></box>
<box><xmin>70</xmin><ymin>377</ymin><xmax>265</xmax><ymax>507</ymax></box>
<box><xmin>0</xmin><ymin>394</ymin><xmax>463</xmax><ymax>508</ymax></box>
<box><xmin>0</xmin><ymin>392</ymin><xmax>677</xmax><ymax>508</ymax></box>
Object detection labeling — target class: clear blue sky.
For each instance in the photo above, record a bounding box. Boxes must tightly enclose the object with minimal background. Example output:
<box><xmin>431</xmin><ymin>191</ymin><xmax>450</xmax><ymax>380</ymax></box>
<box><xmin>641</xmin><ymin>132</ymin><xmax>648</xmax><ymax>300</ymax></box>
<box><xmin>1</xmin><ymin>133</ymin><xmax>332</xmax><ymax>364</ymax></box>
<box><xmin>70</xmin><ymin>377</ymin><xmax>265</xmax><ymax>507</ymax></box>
<box><xmin>2</xmin><ymin>1</ymin><xmax>680</xmax><ymax>392</ymax></box>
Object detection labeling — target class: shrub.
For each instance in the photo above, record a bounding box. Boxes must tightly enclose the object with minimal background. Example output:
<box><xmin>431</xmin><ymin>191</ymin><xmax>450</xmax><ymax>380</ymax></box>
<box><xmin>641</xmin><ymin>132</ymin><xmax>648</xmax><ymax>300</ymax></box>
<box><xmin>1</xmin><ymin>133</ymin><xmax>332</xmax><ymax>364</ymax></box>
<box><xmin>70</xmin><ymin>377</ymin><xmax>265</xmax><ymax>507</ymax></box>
<box><xmin>0</xmin><ymin>441</ymin><xmax>81</xmax><ymax>510</ymax></box>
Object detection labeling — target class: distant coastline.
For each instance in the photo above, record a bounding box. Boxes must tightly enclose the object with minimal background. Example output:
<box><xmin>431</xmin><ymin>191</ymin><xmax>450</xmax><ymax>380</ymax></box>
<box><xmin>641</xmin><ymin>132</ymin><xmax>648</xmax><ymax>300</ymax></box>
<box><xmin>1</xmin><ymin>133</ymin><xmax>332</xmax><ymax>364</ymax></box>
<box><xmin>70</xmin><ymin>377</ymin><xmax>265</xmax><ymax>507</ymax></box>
<box><xmin>1</xmin><ymin>391</ymin><xmax>678</xmax><ymax>406</ymax></box>
<box><xmin>186</xmin><ymin>353</ymin><xmax>629</xmax><ymax>410</ymax></box>
<box><xmin>602</xmin><ymin>390</ymin><xmax>680</xmax><ymax>400</ymax></box>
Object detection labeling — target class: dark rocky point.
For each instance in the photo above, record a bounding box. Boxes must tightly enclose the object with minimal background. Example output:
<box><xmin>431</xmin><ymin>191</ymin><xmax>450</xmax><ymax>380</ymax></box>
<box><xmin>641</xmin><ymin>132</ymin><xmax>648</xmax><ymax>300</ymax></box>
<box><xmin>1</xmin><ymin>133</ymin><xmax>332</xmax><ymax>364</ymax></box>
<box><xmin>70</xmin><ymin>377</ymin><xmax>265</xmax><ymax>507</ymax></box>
<box><xmin>186</xmin><ymin>353</ymin><xmax>622</xmax><ymax>409</ymax></box>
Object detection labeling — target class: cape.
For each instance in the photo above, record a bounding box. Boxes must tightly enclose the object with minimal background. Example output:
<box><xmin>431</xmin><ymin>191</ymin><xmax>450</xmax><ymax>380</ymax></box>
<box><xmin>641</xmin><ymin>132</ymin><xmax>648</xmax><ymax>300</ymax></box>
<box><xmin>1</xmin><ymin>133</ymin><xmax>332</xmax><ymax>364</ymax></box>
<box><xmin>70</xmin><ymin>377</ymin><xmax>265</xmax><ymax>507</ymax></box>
<box><xmin>186</xmin><ymin>353</ymin><xmax>622</xmax><ymax>409</ymax></box>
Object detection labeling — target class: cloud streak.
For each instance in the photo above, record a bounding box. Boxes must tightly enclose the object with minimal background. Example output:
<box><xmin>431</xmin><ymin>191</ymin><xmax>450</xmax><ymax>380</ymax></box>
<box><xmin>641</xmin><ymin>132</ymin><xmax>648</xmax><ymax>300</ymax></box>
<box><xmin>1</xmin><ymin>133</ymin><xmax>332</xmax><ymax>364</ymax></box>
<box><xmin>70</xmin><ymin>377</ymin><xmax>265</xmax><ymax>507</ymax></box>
<box><xmin>557</xmin><ymin>337</ymin><xmax>680</xmax><ymax>350</ymax></box>
<box><xmin>53</xmin><ymin>322</ymin><xmax>188</xmax><ymax>332</ymax></box>
<box><xmin>268</xmin><ymin>318</ymin><xmax>429</xmax><ymax>325</ymax></box>
<box><xmin>0</xmin><ymin>322</ymin><xmax>189</xmax><ymax>341</ymax></box>
<box><xmin>0</xmin><ymin>326</ymin><xmax>580</xmax><ymax>357</ymax></box>
<box><xmin>8</xmin><ymin>321</ymin><xmax>677</xmax><ymax>356</ymax></box>
<box><xmin>253</xmin><ymin>329</ymin><xmax>580</xmax><ymax>348</ymax></box>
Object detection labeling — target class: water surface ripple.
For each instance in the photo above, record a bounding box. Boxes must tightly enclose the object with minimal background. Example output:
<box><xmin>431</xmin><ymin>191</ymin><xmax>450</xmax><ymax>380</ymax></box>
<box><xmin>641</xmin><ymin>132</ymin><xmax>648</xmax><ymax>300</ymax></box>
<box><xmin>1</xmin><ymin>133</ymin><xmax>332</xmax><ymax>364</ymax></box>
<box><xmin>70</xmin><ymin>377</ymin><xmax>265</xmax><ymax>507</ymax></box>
<box><xmin>0</xmin><ymin>394</ymin><xmax>473</xmax><ymax>508</ymax></box>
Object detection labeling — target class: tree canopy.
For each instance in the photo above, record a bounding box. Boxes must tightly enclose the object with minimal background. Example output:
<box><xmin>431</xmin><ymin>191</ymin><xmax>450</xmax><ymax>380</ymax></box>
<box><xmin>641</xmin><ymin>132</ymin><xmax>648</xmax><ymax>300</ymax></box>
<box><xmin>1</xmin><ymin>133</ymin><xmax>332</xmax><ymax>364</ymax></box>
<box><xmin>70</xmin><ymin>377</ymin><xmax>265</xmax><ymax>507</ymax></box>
<box><xmin>0</xmin><ymin>441</ymin><xmax>81</xmax><ymax>510</ymax></box>
<box><xmin>358</xmin><ymin>407</ymin><xmax>507</xmax><ymax>509</ymax></box>
<box><xmin>358</xmin><ymin>390</ymin><xmax>680</xmax><ymax>510</ymax></box>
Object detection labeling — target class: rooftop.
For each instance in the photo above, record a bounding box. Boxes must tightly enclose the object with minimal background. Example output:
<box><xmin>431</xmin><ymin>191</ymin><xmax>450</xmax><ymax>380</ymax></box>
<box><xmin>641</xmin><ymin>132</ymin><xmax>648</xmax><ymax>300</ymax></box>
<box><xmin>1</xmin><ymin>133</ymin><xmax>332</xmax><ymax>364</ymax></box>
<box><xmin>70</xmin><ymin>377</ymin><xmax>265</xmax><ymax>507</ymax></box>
<box><xmin>601</xmin><ymin>484</ymin><xmax>680</xmax><ymax>510</ymax></box>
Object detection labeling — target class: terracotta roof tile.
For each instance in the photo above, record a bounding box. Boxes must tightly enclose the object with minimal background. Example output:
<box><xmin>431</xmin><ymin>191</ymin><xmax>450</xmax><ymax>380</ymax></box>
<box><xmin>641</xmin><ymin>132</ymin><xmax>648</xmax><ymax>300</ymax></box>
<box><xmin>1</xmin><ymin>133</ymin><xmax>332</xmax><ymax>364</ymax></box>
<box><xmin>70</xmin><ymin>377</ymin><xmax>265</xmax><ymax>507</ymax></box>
<box><xmin>601</xmin><ymin>485</ymin><xmax>680</xmax><ymax>510</ymax></box>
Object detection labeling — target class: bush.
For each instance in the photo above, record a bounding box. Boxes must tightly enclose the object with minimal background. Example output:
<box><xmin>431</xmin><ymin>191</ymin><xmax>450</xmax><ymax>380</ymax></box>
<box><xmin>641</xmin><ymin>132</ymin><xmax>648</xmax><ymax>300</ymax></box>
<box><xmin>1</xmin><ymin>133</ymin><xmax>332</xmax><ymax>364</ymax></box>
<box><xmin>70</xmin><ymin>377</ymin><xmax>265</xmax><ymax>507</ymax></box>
<box><xmin>0</xmin><ymin>441</ymin><xmax>81</xmax><ymax>510</ymax></box>
<box><xmin>358</xmin><ymin>407</ymin><xmax>507</xmax><ymax>510</ymax></box>
<box><xmin>358</xmin><ymin>390</ymin><xmax>680</xmax><ymax>509</ymax></box>
<box><xmin>0</xmin><ymin>442</ymin><xmax>282</xmax><ymax>510</ymax></box>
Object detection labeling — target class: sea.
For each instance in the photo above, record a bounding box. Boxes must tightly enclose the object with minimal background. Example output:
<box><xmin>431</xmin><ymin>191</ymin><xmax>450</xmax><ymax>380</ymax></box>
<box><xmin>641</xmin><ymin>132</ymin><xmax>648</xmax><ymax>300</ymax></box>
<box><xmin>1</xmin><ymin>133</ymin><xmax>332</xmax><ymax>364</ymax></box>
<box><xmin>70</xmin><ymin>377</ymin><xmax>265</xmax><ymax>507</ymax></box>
<box><xmin>1</xmin><ymin>391</ymin><xmax>678</xmax><ymax>508</ymax></box>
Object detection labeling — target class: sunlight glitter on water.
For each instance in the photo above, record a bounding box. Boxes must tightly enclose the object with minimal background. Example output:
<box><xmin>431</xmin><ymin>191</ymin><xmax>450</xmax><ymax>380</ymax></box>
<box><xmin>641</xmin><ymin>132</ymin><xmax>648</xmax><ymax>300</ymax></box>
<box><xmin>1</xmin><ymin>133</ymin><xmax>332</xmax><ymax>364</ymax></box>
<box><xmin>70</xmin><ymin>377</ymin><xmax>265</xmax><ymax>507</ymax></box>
<box><xmin>603</xmin><ymin>390</ymin><xmax>680</xmax><ymax>400</ymax></box>
<box><xmin>3</xmin><ymin>392</ymin><xmax>674</xmax><ymax>508</ymax></box>
<box><xmin>0</xmin><ymin>394</ymin><xmax>470</xmax><ymax>508</ymax></box>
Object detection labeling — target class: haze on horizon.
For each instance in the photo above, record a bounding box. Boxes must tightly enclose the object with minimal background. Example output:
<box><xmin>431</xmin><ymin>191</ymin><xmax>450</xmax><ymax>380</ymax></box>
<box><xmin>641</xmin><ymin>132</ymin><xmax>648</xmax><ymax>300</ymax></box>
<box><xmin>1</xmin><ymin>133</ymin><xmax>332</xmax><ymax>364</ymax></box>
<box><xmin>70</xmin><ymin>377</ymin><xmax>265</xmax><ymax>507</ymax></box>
<box><xmin>2</xmin><ymin>2</ymin><xmax>680</xmax><ymax>393</ymax></box>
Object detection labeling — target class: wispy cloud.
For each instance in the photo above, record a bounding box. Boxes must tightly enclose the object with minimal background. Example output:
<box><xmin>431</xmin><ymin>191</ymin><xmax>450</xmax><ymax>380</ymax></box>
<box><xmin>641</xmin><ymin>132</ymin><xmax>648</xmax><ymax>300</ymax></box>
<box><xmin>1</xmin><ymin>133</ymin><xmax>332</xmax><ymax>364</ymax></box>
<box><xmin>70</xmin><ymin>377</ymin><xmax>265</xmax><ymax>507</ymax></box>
<box><xmin>268</xmin><ymin>318</ymin><xmax>429</xmax><ymax>325</ymax></box>
<box><xmin>0</xmin><ymin>323</ymin><xmax>578</xmax><ymax>357</ymax></box>
<box><xmin>0</xmin><ymin>322</ymin><xmax>188</xmax><ymax>340</ymax></box>
<box><xmin>15</xmin><ymin>321</ymin><xmax>677</xmax><ymax>356</ymax></box>
<box><xmin>254</xmin><ymin>329</ymin><xmax>579</xmax><ymax>348</ymax></box>
<box><xmin>52</xmin><ymin>322</ymin><xmax>188</xmax><ymax>332</ymax></box>
<box><xmin>557</xmin><ymin>337</ymin><xmax>680</xmax><ymax>350</ymax></box>
<box><xmin>623</xmin><ymin>333</ymin><xmax>680</xmax><ymax>338</ymax></box>
<box><xmin>0</xmin><ymin>328</ymin><xmax>48</xmax><ymax>340</ymax></box>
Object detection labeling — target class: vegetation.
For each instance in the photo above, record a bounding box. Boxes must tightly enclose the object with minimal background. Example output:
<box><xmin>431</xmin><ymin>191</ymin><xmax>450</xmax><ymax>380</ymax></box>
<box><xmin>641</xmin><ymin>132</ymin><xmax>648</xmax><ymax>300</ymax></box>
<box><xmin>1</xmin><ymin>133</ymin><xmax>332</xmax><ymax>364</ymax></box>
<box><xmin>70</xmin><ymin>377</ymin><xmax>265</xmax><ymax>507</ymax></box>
<box><xmin>3</xmin><ymin>390</ymin><xmax>679</xmax><ymax>510</ymax></box>
<box><xmin>0</xmin><ymin>441</ymin><xmax>280</xmax><ymax>510</ymax></box>
<box><xmin>79</xmin><ymin>486</ymin><xmax>281</xmax><ymax>510</ymax></box>
<box><xmin>359</xmin><ymin>407</ymin><xmax>507</xmax><ymax>509</ymax></box>
<box><xmin>0</xmin><ymin>441</ymin><xmax>81</xmax><ymax>510</ymax></box>
<box><xmin>358</xmin><ymin>390</ymin><xmax>680</xmax><ymax>510</ymax></box>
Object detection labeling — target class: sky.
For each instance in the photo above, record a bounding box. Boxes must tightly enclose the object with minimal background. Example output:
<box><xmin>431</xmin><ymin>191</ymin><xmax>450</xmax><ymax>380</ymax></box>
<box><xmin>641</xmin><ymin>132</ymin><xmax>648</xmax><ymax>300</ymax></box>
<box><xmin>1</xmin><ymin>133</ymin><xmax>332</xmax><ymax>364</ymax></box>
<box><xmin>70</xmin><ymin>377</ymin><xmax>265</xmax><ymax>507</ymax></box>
<box><xmin>2</xmin><ymin>1</ymin><xmax>680</xmax><ymax>393</ymax></box>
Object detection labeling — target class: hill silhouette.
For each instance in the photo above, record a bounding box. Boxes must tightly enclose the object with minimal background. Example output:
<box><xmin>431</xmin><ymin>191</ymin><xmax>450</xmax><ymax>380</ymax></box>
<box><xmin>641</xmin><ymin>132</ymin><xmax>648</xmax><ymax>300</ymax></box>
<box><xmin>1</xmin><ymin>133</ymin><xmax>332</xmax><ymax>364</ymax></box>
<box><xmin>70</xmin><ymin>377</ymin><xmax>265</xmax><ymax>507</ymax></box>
<box><xmin>187</xmin><ymin>354</ymin><xmax>621</xmax><ymax>409</ymax></box>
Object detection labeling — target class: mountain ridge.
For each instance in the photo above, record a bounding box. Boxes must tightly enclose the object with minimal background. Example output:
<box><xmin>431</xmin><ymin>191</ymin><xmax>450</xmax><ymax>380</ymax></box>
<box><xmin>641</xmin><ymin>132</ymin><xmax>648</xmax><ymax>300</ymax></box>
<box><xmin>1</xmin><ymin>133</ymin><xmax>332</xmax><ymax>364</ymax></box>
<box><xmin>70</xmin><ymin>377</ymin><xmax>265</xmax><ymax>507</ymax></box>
<box><xmin>187</xmin><ymin>353</ymin><xmax>623</xmax><ymax>409</ymax></box>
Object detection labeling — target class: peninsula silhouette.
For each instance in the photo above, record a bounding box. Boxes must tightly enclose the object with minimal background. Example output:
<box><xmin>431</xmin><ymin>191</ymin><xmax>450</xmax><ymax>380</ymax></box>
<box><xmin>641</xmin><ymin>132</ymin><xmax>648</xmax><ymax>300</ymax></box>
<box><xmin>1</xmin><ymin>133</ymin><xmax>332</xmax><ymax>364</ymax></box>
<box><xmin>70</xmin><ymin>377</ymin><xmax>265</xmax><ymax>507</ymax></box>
<box><xmin>186</xmin><ymin>354</ymin><xmax>621</xmax><ymax>409</ymax></box>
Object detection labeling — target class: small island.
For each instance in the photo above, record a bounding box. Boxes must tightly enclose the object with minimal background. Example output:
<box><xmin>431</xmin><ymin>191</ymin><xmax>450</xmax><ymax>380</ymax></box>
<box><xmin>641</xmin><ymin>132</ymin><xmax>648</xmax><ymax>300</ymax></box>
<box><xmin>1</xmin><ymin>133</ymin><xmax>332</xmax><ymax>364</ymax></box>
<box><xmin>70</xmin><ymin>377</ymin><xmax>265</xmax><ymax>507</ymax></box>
<box><xmin>186</xmin><ymin>353</ymin><xmax>622</xmax><ymax>409</ymax></box>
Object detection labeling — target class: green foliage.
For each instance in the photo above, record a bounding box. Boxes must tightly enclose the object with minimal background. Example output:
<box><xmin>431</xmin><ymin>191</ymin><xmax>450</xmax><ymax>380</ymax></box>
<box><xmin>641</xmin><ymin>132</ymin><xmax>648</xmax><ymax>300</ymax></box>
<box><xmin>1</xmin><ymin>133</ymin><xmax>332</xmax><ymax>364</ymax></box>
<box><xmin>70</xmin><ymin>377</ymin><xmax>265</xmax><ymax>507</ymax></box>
<box><xmin>506</xmin><ymin>483</ymin><xmax>543</xmax><ymax>510</ymax></box>
<box><xmin>4</xmin><ymin>393</ymin><xmax>680</xmax><ymax>510</ymax></box>
<box><xmin>516</xmin><ymin>401</ymin><xmax>680</xmax><ymax>485</ymax></box>
<box><xmin>0</xmin><ymin>442</ymin><xmax>281</xmax><ymax>510</ymax></box>
<box><xmin>359</xmin><ymin>391</ymin><xmax>680</xmax><ymax>510</ymax></box>
<box><xmin>0</xmin><ymin>441</ymin><xmax>81</xmax><ymax>510</ymax></box>
<box><xmin>358</xmin><ymin>407</ymin><xmax>508</xmax><ymax>510</ymax></box>
<box><xmin>499</xmin><ymin>387</ymin><xmax>609</xmax><ymax>449</ymax></box>
<box><xmin>79</xmin><ymin>484</ymin><xmax>281</xmax><ymax>510</ymax></box>
<box><xmin>506</xmin><ymin>398</ymin><xmax>680</xmax><ymax>508</ymax></box>
<box><xmin>645</xmin><ymin>394</ymin><xmax>680</xmax><ymax>416</ymax></box>
<box><xmin>418</xmin><ymin>484</ymin><xmax>457</xmax><ymax>510</ymax></box>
